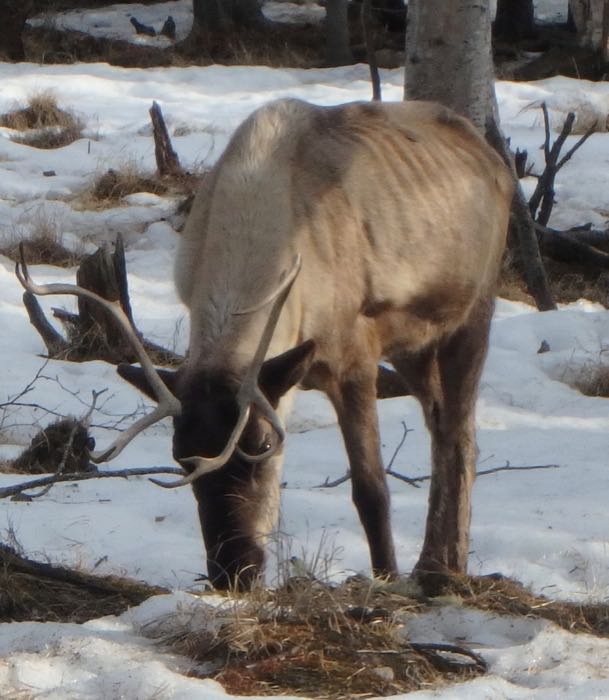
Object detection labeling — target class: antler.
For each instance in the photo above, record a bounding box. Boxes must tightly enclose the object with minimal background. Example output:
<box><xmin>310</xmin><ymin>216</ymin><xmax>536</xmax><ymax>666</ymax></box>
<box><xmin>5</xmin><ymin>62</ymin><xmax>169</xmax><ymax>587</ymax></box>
<box><xmin>15</xmin><ymin>243</ymin><xmax>182</xmax><ymax>463</ymax></box>
<box><xmin>151</xmin><ymin>254</ymin><xmax>302</xmax><ymax>488</ymax></box>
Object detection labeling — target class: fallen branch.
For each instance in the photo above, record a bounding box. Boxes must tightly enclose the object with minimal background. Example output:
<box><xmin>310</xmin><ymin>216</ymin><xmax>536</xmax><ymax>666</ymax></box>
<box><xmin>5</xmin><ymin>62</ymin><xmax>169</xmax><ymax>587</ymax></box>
<box><xmin>316</xmin><ymin>421</ymin><xmax>559</xmax><ymax>488</ymax></box>
<box><xmin>0</xmin><ymin>465</ymin><xmax>184</xmax><ymax>500</ymax></box>
<box><xmin>536</xmin><ymin>223</ymin><xmax>609</xmax><ymax>269</ymax></box>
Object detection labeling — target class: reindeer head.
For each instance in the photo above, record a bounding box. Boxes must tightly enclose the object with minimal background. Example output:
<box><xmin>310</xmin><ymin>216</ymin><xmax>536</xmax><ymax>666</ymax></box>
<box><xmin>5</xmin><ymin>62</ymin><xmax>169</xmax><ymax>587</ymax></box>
<box><xmin>16</xmin><ymin>248</ymin><xmax>315</xmax><ymax>589</ymax></box>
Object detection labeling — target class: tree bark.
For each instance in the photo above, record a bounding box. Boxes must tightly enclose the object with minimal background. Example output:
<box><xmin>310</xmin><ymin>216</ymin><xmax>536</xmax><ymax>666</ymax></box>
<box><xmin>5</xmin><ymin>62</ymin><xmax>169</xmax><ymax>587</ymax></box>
<box><xmin>149</xmin><ymin>101</ymin><xmax>182</xmax><ymax>177</ymax></box>
<box><xmin>405</xmin><ymin>0</ymin><xmax>497</xmax><ymax>129</ymax></box>
<box><xmin>405</xmin><ymin>0</ymin><xmax>555</xmax><ymax>310</ymax></box>
<box><xmin>569</xmin><ymin>0</ymin><xmax>609</xmax><ymax>51</ymax></box>
<box><xmin>326</xmin><ymin>0</ymin><xmax>352</xmax><ymax>66</ymax></box>
<box><xmin>0</xmin><ymin>0</ymin><xmax>32</xmax><ymax>60</ymax></box>
<box><xmin>494</xmin><ymin>0</ymin><xmax>535</xmax><ymax>41</ymax></box>
<box><xmin>191</xmin><ymin>0</ymin><xmax>264</xmax><ymax>33</ymax></box>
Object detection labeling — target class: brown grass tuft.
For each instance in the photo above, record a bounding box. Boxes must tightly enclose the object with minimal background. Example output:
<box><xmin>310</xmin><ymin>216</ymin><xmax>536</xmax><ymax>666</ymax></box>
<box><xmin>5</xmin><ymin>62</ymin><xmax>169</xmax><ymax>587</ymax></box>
<box><xmin>566</xmin><ymin>360</ymin><xmax>609</xmax><ymax>397</ymax></box>
<box><xmin>152</xmin><ymin>576</ymin><xmax>486</xmax><ymax>699</ymax></box>
<box><xmin>91</xmin><ymin>168</ymin><xmax>168</xmax><ymax>202</ymax></box>
<box><xmin>0</xmin><ymin>206</ymin><xmax>82</xmax><ymax>267</ymax></box>
<box><xmin>0</xmin><ymin>91</ymin><xmax>84</xmax><ymax>150</ymax></box>
<box><xmin>499</xmin><ymin>254</ymin><xmax>609</xmax><ymax>308</ymax></box>
<box><xmin>0</xmin><ymin>543</ymin><xmax>167</xmax><ymax>624</ymax></box>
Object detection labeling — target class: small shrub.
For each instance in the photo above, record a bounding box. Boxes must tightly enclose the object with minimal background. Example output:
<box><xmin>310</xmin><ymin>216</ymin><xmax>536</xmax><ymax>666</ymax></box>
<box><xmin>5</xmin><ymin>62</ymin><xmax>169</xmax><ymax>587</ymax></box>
<box><xmin>569</xmin><ymin>362</ymin><xmax>609</xmax><ymax>397</ymax></box>
<box><xmin>0</xmin><ymin>208</ymin><xmax>82</xmax><ymax>267</ymax></box>
<box><xmin>91</xmin><ymin>168</ymin><xmax>168</xmax><ymax>202</ymax></box>
<box><xmin>7</xmin><ymin>418</ymin><xmax>95</xmax><ymax>475</ymax></box>
<box><xmin>0</xmin><ymin>90</ymin><xmax>84</xmax><ymax>150</ymax></box>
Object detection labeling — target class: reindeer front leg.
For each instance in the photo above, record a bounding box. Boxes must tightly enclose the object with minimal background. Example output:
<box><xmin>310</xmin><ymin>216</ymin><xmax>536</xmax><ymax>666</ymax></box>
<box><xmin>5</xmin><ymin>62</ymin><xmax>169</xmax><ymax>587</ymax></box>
<box><xmin>326</xmin><ymin>353</ymin><xmax>398</xmax><ymax>579</ymax></box>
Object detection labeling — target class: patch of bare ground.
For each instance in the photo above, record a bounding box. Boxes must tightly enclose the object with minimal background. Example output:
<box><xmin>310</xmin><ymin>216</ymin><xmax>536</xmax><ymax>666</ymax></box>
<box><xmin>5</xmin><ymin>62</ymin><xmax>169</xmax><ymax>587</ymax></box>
<box><xmin>143</xmin><ymin>573</ymin><xmax>609</xmax><ymax>698</ymax></box>
<box><xmin>23</xmin><ymin>19</ymin><xmax>326</xmax><ymax>69</ymax></box>
<box><xmin>0</xmin><ymin>543</ymin><xmax>167</xmax><ymax>623</ymax></box>
<box><xmin>0</xmin><ymin>90</ymin><xmax>84</xmax><ymax>149</ymax></box>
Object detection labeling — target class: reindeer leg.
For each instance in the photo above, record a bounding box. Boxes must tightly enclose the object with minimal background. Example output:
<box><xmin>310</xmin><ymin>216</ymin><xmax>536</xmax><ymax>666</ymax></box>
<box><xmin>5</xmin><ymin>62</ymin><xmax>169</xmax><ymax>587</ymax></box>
<box><xmin>327</xmin><ymin>361</ymin><xmax>398</xmax><ymax>580</ymax></box>
<box><xmin>391</xmin><ymin>298</ymin><xmax>493</xmax><ymax>586</ymax></box>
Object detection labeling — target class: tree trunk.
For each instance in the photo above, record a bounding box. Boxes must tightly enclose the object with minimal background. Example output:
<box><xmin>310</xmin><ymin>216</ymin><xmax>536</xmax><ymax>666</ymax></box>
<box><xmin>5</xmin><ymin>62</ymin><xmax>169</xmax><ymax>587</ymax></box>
<box><xmin>569</xmin><ymin>0</ymin><xmax>608</xmax><ymax>49</ymax></box>
<box><xmin>405</xmin><ymin>0</ymin><xmax>496</xmax><ymax>129</ymax></box>
<box><xmin>191</xmin><ymin>0</ymin><xmax>264</xmax><ymax>33</ymax></box>
<box><xmin>405</xmin><ymin>0</ymin><xmax>555</xmax><ymax>310</ymax></box>
<box><xmin>0</xmin><ymin>0</ymin><xmax>32</xmax><ymax>60</ymax></box>
<box><xmin>494</xmin><ymin>0</ymin><xmax>535</xmax><ymax>41</ymax></box>
<box><xmin>326</xmin><ymin>0</ymin><xmax>352</xmax><ymax>66</ymax></box>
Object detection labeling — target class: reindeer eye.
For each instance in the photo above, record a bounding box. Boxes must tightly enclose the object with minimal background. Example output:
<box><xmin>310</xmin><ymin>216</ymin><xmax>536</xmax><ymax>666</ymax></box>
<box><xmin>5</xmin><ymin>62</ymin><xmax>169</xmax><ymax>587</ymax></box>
<box><xmin>259</xmin><ymin>434</ymin><xmax>273</xmax><ymax>454</ymax></box>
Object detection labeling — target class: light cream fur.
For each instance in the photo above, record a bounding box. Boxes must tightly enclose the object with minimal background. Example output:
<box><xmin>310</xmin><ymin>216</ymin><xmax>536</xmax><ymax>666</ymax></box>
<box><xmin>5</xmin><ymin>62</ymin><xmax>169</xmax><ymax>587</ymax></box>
<box><xmin>176</xmin><ymin>98</ymin><xmax>513</xmax><ymax>382</ymax></box>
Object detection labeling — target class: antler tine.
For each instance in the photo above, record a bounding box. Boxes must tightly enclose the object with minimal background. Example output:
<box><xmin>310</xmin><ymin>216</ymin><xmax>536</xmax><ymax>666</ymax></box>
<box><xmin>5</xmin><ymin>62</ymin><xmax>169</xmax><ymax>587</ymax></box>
<box><xmin>237</xmin><ymin>254</ymin><xmax>300</xmax><ymax>431</ymax></box>
<box><xmin>17</xmin><ymin>243</ymin><xmax>182</xmax><ymax>462</ymax></box>
<box><xmin>150</xmin><ymin>405</ymin><xmax>252</xmax><ymax>487</ymax></box>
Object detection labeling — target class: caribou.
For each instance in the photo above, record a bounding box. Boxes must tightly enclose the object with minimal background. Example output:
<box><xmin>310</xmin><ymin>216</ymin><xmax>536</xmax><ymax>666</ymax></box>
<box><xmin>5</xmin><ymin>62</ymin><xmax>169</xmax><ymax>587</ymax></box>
<box><xmin>17</xmin><ymin>98</ymin><xmax>515</xmax><ymax>590</ymax></box>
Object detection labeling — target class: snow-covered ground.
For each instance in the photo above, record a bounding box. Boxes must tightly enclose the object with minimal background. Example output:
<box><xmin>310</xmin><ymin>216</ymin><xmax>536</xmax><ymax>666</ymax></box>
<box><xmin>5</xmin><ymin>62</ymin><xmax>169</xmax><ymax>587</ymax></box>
<box><xmin>1</xmin><ymin>1</ymin><xmax>609</xmax><ymax>698</ymax></box>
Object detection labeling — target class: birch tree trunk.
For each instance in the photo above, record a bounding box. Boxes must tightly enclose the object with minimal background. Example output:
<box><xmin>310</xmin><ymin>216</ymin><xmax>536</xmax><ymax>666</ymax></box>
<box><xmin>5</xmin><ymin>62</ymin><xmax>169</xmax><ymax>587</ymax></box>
<box><xmin>326</xmin><ymin>0</ymin><xmax>352</xmax><ymax>66</ymax></box>
<box><xmin>405</xmin><ymin>0</ymin><xmax>496</xmax><ymax>129</ymax></box>
<box><xmin>569</xmin><ymin>0</ymin><xmax>609</xmax><ymax>55</ymax></box>
<box><xmin>405</xmin><ymin>0</ymin><xmax>555</xmax><ymax>310</ymax></box>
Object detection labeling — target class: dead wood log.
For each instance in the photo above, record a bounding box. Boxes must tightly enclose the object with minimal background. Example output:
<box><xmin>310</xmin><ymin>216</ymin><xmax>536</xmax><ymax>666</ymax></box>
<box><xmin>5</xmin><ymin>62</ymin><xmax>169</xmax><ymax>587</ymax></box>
<box><xmin>536</xmin><ymin>223</ymin><xmax>609</xmax><ymax>269</ymax></box>
<box><xmin>22</xmin><ymin>291</ymin><xmax>69</xmax><ymax>356</ymax></box>
<box><xmin>149</xmin><ymin>101</ymin><xmax>182</xmax><ymax>177</ymax></box>
<box><xmin>21</xmin><ymin>236</ymin><xmax>181</xmax><ymax>366</ymax></box>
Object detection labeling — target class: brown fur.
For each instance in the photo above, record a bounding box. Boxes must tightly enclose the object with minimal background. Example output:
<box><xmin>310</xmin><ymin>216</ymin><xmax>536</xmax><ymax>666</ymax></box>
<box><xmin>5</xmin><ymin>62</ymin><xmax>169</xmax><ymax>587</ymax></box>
<box><xmin>127</xmin><ymin>99</ymin><xmax>514</xmax><ymax>588</ymax></box>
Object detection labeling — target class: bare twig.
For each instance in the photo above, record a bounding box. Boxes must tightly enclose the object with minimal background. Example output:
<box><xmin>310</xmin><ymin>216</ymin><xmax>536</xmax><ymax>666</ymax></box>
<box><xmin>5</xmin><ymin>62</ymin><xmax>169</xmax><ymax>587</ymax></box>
<box><xmin>529</xmin><ymin>103</ymin><xmax>595</xmax><ymax>226</ymax></box>
<box><xmin>0</xmin><ymin>466</ymin><xmax>184</xmax><ymax>500</ymax></box>
<box><xmin>475</xmin><ymin>461</ymin><xmax>559</xmax><ymax>477</ymax></box>
<box><xmin>357</xmin><ymin>641</ymin><xmax>487</xmax><ymax>672</ymax></box>
<box><xmin>361</xmin><ymin>0</ymin><xmax>381</xmax><ymax>101</ymax></box>
<box><xmin>0</xmin><ymin>361</ymin><xmax>50</xmax><ymax>411</ymax></box>
<box><xmin>408</xmin><ymin>641</ymin><xmax>487</xmax><ymax>672</ymax></box>
<box><xmin>385</xmin><ymin>420</ymin><xmax>420</xmax><ymax>487</ymax></box>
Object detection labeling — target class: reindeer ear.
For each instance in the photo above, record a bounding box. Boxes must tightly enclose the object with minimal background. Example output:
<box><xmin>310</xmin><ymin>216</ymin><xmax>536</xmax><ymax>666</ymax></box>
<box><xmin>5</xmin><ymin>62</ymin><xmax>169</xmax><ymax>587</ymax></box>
<box><xmin>258</xmin><ymin>340</ymin><xmax>316</xmax><ymax>406</ymax></box>
<box><xmin>117</xmin><ymin>363</ymin><xmax>177</xmax><ymax>402</ymax></box>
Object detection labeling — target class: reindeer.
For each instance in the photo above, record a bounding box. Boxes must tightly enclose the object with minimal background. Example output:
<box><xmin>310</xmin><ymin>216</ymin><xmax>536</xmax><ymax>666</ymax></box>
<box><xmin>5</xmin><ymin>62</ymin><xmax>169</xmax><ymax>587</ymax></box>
<box><xmin>17</xmin><ymin>98</ymin><xmax>514</xmax><ymax>590</ymax></box>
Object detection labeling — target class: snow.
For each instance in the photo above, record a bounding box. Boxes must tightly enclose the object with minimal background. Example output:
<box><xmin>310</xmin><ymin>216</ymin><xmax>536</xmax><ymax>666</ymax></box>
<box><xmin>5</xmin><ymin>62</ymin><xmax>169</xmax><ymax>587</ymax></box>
<box><xmin>1</xmin><ymin>1</ymin><xmax>609</xmax><ymax>698</ymax></box>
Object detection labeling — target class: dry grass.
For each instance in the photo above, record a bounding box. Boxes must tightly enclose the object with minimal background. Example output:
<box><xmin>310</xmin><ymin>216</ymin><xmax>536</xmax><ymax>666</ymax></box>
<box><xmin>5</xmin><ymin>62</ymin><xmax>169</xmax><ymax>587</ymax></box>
<box><xmin>565</xmin><ymin>357</ymin><xmax>609</xmax><ymax>397</ymax></box>
<box><xmin>151</xmin><ymin>576</ymin><xmax>480</xmax><ymax>699</ymax></box>
<box><xmin>498</xmin><ymin>255</ymin><xmax>609</xmax><ymax>308</ymax></box>
<box><xmin>78</xmin><ymin>166</ymin><xmax>200</xmax><ymax>210</ymax></box>
<box><xmin>91</xmin><ymin>167</ymin><xmax>168</xmax><ymax>202</ymax></box>
<box><xmin>0</xmin><ymin>543</ymin><xmax>167</xmax><ymax>623</ymax></box>
<box><xmin>3</xmin><ymin>544</ymin><xmax>609</xmax><ymax>698</ymax></box>
<box><xmin>0</xmin><ymin>211</ymin><xmax>82</xmax><ymax>268</ymax></box>
<box><xmin>142</xmin><ymin>572</ymin><xmax>609</xmax><ymax>698</ymax></box>
<box><xmin>0</xmin><ymin>90</ymin><xmax>84</xmax><ymax>150</ymax></box>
